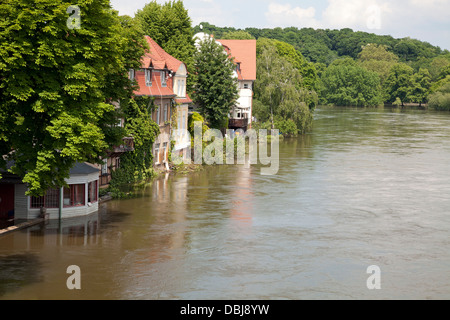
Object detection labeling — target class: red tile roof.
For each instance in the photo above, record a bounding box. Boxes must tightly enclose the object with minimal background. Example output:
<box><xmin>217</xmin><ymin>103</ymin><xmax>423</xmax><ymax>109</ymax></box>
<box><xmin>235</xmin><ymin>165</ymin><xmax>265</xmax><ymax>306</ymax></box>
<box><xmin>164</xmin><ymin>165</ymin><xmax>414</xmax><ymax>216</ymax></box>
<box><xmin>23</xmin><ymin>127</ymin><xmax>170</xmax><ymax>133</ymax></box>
<box><xmin>217</xmin><ymin>39</ymin><xmax>257</xmax><ymax>81</ymax></box>
<box><xmin>134</xmin><ymin>70</ymin><xmax>176</xmax><ymax>97</ymax></box>
<box><xmin>175</xmin><ymin>94</ymin><xmax>193</xmax><ymax>104</ymax></box>
<box><xmin>141</xmin><ymin>36</ymin><xmax>183</xmax><ymax>73</ymax></box>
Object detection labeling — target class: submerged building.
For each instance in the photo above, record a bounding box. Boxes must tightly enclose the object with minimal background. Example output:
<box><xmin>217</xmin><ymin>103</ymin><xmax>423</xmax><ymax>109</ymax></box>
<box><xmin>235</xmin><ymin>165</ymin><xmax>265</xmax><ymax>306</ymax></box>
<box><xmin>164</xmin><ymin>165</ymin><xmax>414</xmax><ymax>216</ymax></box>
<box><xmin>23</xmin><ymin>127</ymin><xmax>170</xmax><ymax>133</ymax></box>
<box><xmin>0</xmin><ymin>162</ymin><xmax>100</xmax><ymax>221</ymax></box>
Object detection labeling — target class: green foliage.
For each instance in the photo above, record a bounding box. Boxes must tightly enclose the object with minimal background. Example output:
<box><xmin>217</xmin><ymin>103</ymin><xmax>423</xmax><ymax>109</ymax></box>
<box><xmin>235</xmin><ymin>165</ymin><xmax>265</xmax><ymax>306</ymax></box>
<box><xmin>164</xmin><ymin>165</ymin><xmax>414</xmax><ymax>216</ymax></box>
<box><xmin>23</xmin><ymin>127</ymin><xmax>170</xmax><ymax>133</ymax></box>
<box><xmin>320</xmin><ymin>60</ymin><xmax>383</xmax><ymax>107</ymax></box>
<box><xmin>221</xmin><ymin>30</ymin><xmax>255</xmax><ymax>40</ymax></box>
<box><xmin>194</xmin><ymin>23</ymin><xmax>443</xmax><ymax>66</ymax></box>
<box><xmin>0</xmin><ymin>0</ymin><xmax>146</xmax><ymax>196</ymax></box>
<box><xmin>257</xmin><ymin>38</ymin><xmax>318</xmax><ymax>93</ymax></box>
<box><xmin>410</xmin><ymin>68</ymin><xmax>432</xmax><ymax>105</ymax></box>
<box><xmin>357</xmin><ymin>43</ymin><xmax>399</xmax><ymax>84</ymax></box>
<box><xmin>255</xmin><ymin>41</ymin><xmax>314</xmax><ymax>133</ymax></box>
<box><xmin>384</xmin><ymin>63</ymin><xmax>415</xmax><ymax>105</ymax></box>
<box><xmin>108</xmin><ymin>97</ymin><xmax>160</xmax><ymax>194</ymax></box>
<box><xmin>191</xmin><ymin>37</ymin><xmax>238</xmax><ymax>130</ymax></box>
<box><xmin>428</xmin><ymin>83</ymin><xmax>450</xmax><ymax>111</ymax></box>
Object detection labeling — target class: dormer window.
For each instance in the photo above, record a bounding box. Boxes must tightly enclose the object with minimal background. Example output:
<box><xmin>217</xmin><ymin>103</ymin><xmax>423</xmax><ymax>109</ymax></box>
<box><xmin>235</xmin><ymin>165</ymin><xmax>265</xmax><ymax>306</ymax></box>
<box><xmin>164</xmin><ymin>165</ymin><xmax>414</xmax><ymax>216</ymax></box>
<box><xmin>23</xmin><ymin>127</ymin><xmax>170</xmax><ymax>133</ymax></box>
<box><xmin>161</xmin><ymin>71</ymin><xmax>167</xmax><ymax>87</ymax></box>
<box><xmin>145</xmin><ymin>69</ymin><xmax>152</xmax><ymax>87</ymax></box>
<box><xmin>236</xmin><ymin>63</ymin><xmax>241</xmax><ymax>73</ymax></box>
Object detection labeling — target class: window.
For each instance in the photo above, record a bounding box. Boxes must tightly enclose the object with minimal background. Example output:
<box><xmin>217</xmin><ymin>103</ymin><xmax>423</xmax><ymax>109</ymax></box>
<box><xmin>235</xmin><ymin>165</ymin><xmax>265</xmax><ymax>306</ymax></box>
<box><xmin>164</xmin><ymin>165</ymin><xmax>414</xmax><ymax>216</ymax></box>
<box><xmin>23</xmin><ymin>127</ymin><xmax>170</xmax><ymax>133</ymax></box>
<box><xmin>88</xmin><ymin>181</ymin><xmax>98</xmax><ymax>203</ymax></box>
<box><xmin>101</xmin><ymin>159</ymin><xmax>108</xmax><ymax>175</ymax></box>
<box><xmin>163</xmin><ymin>104</ymin><xmax>168</xmax><ymax>123</ymax></box>
<box><xmin>244</xmin><ymin>83</ymin><xmax>249</xmax><ymax>89</ymax></box>
<box><xmin>64</xmin><ymin>184</ymin><xmax>86</xmax><ymax>207</ymax></box>
<box><xmin>156</xmin><ymin>105</ymin><xmax>161</xmax><ymax>125</ymax></box>
<box><xmin>161</xmin><ymin>71</ymin><xmax>167</xmax><ymax>87</ymax></box>
<box><xmin>163</xmin><ymin>142</ymin><xmax>168</xmax><ymax>162</ymax></box>
<box><xmin>145</xmin><ymin>69</ymin><xmax>152</xmax><ymax>86</ymax></box>
<box><xmin>154</xmin><ymin>143</ymin><xmax>161</xmax><ymax>164</ymax></box>
<box><xmin>180</xmin><ymin>80</ymin><xmax>185</xmax><ymax>97</ymax></box>
<box><xmin>182</xmin><ymin>111</ymin><xmax>186</xmax><ymax>131</ymax></box>
<box><xmin>30</xmin><ymin>188</ymin><xmax>60</xmax><ymax>209</ymax></box>
<box><xmin>129</xmin><ymin>69</ymin><xmax>135</xmax><ymax>81</ymax></box>
<box><xmin>177</xmin><ymin>80</ymin><xmax>181</xmax><ymax>96</ymax></box>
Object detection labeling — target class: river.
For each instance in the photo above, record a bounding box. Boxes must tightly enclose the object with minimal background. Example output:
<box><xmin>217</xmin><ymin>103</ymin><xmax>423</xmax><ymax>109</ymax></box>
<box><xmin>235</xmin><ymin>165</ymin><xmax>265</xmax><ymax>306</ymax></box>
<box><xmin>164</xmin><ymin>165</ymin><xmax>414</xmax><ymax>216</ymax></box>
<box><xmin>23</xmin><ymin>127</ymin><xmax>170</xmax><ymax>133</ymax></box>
<box><xmin>1</xmin><ymin>106</ymin><xmax>449</xmax><ymax>300</ymax></box>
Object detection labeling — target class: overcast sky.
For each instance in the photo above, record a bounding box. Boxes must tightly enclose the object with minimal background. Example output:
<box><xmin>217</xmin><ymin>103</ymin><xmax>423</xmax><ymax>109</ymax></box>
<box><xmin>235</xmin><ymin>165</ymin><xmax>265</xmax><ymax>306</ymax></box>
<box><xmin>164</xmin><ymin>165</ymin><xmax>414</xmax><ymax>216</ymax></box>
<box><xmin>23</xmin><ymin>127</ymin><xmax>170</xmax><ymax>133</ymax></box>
<box><xmin>110</xmin><ymin>0</ymin><xmax>450</xmax><ymax>50</ymax></box>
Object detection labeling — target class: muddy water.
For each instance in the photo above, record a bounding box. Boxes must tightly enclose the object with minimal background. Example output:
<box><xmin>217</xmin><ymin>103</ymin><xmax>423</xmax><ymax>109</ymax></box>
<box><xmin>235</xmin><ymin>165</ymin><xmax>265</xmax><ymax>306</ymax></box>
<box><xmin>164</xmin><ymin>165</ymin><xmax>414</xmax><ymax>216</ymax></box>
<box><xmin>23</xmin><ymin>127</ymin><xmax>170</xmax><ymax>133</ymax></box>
<box><xmin>1</xmin><ymin>107</ymin><xmax>449</xmax><ymax>300</ymax></box>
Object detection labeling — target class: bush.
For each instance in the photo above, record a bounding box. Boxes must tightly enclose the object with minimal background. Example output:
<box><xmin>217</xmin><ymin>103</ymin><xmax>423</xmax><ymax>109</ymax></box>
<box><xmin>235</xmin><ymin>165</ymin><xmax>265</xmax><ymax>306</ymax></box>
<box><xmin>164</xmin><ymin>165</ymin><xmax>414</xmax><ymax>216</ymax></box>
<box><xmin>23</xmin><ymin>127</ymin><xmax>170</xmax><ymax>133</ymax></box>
<box><xmin>428</xmin><ymin>83</ymin><xmax>450</xmax><ymax>111</ymax></box>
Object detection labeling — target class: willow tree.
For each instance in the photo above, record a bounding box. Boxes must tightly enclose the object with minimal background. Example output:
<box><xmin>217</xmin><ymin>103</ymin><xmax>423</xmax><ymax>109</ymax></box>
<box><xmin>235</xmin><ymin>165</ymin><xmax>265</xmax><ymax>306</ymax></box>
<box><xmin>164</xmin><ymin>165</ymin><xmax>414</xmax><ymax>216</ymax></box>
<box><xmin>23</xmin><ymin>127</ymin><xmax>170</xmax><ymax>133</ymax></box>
<box><xmin>254</xmin><ymin>44</ymin><xmax>313</xmax><ymax>134</ymax></box>
<box><xmin>0</xmin><ymin>0</ymin><xmax>147</xmax><ymax>196</ymax></box>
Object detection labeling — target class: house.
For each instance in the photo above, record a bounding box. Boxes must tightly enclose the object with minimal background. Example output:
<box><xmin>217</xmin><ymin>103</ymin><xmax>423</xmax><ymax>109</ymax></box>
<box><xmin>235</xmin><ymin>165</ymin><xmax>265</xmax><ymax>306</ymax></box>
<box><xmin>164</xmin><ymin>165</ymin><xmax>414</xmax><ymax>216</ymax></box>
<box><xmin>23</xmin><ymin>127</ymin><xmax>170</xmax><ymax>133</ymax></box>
<box><xmin>193</xmin><ymin>33</ymin><xmax>257</xmax><ymax>132</ymax></box>
<box><xmin>217</xmin><ymin>39</ymin><xmax>257</xmax><ymax>132</ymax></box>
<box><xmin>132</xmin><ymin>36</ymin><xmax>192</xmax><ymax>169</ymax></box>
<box><xmin>98</xmin><ymin>101</ymin><xmax>135</xmax><ymax>187</ymax></box>
<box><xmin>0</xmin><ymin>162</ymin><xmax>100</xmax><ymax>221</ymax></box>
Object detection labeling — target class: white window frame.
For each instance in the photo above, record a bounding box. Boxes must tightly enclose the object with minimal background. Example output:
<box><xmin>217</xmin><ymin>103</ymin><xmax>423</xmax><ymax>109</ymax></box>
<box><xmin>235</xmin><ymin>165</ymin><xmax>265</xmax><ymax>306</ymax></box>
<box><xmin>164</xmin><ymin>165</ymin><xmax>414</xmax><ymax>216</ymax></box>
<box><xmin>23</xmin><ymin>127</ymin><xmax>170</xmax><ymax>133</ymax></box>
<box><xmin>161</xmin><ymin>71</ymin><xmax>167</xmax><ymax>87</ymax></box>
<box><xmin>162</xmin><ymin>142</ymin><xmax>168</xmax><ymax>163</ymax></box>
<box><xmin>145</xmin><ymin>69</ymin><xmax>152</xmax><ymax>87</ymax></box>
<box><xmin>154</xmin><ymin>143</ymin><xmax>161</xmax><ymax>165</ymax></box>
<box><xmin>156</xmin><ymin>105</ymin><xmax>161</xmax><ymax>125</ymax></box>
<box><xmin>163</xmin><ymin>104</ymin><xmax>168</xmax><ymax>123</ymax></box>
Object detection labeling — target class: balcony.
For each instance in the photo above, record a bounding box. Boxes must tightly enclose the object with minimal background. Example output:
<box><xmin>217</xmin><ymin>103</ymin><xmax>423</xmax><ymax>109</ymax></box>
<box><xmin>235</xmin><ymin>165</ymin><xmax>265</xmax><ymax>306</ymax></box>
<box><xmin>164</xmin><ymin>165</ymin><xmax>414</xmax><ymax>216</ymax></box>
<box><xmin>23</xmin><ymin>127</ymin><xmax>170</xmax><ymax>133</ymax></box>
<box><xmin>108</xmin><ymin>137</ymin><xmax>135</xmax><ymax>157</ymax></box>
<box><xmin>229</xmin><ymin>119</ymin><xmax>249</xmax><ymax>130</ymax></box>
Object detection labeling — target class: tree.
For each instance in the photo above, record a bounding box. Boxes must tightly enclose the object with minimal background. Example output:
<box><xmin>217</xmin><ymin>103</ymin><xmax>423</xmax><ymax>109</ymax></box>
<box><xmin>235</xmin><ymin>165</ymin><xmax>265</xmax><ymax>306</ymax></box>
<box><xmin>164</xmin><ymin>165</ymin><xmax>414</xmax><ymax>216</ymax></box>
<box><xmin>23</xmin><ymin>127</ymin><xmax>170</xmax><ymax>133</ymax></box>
<box><xmin>428</xmin><ymin>83</ymin><xmax>450</xmax><ymax>111</ymax></box>
<box><xmin>0</xmin><ymin>0</ymin><xmax>146</xmax><ymax>196</ymax></box>
<box><xmin>221</xmin><ymin>30</ymin><xmax>255</xmax><ymax>40</ymax></box>
<box><xmin>410</xmin><ymin>68</ymin><xmax>432</xmax><ymax>106</ymax></box>
<box><xmin>257</xmin><ymin>38</ymin><xmax>318</xmax><ymax>108</ymax></box>
<box><xmin>255</xmin><ymin>44</ymin><xmax>313</xmax><ymax>133</ymax></box>
<box><xmin>384</xmin><ymin>63</ymin><xmax>414</xmax><ymax>105</ymax></box>
<box><xmin>135</xmin><ymin>0</ymin><xmax>195</xmax><ymax>91</ymax></box>
<box><xmin>319</xmin><ymin>58</ymin><xmax>383</xmax><ymax>107</ymax></box>
<box><xmin>358</xmin><ymin>43</ymin><xmax>399</xmax><ymax>84</ymax></box>
<box><xmin>192</xmin><ymin>37</ymin><xmax>238</xmax><ymax>130</ymax></box>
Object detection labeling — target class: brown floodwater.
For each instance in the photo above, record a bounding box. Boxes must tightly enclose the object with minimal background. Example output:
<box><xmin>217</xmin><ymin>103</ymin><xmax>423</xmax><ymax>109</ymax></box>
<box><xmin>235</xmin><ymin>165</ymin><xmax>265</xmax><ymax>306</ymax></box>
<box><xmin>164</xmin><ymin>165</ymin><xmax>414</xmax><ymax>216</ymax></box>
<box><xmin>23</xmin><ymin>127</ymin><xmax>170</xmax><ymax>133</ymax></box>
<box><xmin>1</xmin><ymin>106</ymin><xmax>449</xmax><ymax>300</ymax></box>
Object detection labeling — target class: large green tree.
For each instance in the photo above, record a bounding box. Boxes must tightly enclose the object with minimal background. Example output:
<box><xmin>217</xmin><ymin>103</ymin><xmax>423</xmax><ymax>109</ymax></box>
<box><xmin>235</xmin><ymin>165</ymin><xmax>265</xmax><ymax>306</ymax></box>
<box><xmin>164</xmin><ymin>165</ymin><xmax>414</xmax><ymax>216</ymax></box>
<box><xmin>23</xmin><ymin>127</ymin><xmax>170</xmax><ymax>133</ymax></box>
<box><xmin>254</xmin><ymin>43</ymin><xmax>314</xmax><ymax>134</ymax></box>
<box><xmin>384</xmin><ymin>63</ymin><xmax>415</xmax><ymax>105</ymax></box>
<box><xmin>0</xmin><ymin>0</ymin><xmax>147</xmax><ymax>196</ymax></box>
<box><xmin>410</xmin><ymin>68</ymin><xmax>432</xmax><ymax>106</ymax></box>
<box><xmin>319</xmin><ymin>58</ymin><xmax>383</xmax><ymax>107</ymax></box>
<box><xmin>191</xmin><ymin>37</ymin><xmax>238</xmax><ymax>130</ymax></box>
<box><xmin>357</xmin><ymin>43</ymin><xmax>399</xmax><ymax>84</ymax></box>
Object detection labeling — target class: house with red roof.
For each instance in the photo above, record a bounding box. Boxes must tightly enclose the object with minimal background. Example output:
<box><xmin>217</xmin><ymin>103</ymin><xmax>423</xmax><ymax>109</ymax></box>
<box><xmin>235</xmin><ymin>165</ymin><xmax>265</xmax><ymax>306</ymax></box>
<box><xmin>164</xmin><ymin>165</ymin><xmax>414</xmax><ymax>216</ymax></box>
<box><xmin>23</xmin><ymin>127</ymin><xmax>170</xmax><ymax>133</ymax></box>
<box><xmin>217</xmin><ymin>39</ymin><xmax>257</xmax><ymax>131</ymax></box>
<box><xmin>132</xmin><ymin>36</ymin><xmax>192</xmax><ymax>168</ymax></box>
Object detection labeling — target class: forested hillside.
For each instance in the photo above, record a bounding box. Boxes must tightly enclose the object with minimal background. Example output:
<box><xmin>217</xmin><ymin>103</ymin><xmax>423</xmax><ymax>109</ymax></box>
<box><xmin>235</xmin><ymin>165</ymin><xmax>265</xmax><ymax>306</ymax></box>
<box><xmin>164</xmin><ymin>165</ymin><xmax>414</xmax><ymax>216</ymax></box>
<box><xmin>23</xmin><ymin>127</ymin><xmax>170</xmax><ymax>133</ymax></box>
<box><xmin>194</xmin><ymin>23</ymin><xmax>450</xmax><ymax>112</ymax></box>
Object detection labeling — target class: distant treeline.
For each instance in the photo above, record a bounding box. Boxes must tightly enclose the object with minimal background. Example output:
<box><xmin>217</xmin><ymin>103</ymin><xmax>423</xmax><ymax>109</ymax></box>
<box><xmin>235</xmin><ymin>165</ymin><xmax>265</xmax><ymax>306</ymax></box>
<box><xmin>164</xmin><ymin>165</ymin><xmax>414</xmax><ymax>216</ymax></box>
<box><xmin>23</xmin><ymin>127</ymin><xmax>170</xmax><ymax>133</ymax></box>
<box><xmin>194</xmin><ymin>23</ymin><xmax>450</xmax><ymax>112</ymax></box>
<box><xmin>194</xmin><ymin>22</ymin><xmax>447</xmax><ymax>65</ymax></box>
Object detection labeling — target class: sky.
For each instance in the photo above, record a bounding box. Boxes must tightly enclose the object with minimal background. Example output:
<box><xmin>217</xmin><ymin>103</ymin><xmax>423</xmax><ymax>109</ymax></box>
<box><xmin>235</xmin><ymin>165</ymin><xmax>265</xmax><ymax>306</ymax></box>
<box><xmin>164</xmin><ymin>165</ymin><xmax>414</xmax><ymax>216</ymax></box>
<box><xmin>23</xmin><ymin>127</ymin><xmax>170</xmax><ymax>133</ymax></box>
<box><xmin>110</xmin><ymin>0</ymin><xmax>450</xmax><ymax>50</ymax></box>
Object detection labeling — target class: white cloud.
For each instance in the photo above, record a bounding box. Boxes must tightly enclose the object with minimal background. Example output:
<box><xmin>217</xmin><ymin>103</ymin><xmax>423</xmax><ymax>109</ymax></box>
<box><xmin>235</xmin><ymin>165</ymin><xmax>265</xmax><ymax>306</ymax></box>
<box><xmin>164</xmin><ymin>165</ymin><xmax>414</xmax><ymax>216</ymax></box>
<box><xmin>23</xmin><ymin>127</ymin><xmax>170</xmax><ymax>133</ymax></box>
<box><xmin>265</xmin><ymin>3</ymin><xmax>321</xmax><ymax>28</ymax></box>
<box><xmin>322</xmin><ymin>0</ymin><xmax>392</xmax><ymax>31</ymax></box>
